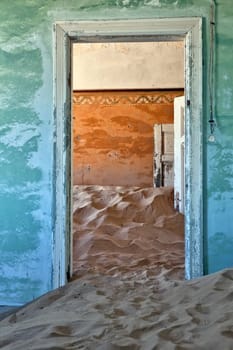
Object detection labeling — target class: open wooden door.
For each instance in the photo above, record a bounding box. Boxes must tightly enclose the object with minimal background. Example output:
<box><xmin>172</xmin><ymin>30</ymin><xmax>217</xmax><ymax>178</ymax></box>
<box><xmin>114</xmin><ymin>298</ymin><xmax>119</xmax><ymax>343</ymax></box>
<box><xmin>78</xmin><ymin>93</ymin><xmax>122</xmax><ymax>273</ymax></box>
<box><xmin>174</xmin><ymin>96</ymin><xmax>185</xmax><ymax>213</ymax></box>
<box><xmin>154</xmin><ymin>124</ymin><xmax>174</xmax><ymax>187</ymax></box>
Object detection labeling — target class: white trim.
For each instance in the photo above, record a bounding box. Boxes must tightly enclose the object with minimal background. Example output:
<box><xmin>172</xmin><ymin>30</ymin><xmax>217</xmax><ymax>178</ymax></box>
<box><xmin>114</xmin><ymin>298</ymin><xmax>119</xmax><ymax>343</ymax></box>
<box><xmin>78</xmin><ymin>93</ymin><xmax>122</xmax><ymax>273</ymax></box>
<box><xmin>53</xmin><ymin>23</ymin><xmax>72</xmax><ymax>287</ymax></box>
<box><xmin>184</xmin><ymin>19</ymin><xmax>203</xmax><ymax>279</ymax></box>
<box><xmin>53</xmin><ymin>18</ymin><xmax>203</xmax><ymax>288</ymax></box>
<box><xmin>56</xmin><ymin>18</ymin><xmax>200</xmax><ymax>37</ymax></box>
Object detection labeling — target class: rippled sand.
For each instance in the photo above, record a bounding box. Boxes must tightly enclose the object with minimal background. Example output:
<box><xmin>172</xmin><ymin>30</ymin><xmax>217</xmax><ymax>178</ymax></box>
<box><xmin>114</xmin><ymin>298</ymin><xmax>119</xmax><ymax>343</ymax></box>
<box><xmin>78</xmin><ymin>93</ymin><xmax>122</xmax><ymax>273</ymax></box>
<box><xmin>1</xmin><ymin>186</ymin><xmax>233</xmax><ymax>349</ymax></box>
<box><xmin>73</xmin><ymin>185</ymin><xmax>184</xmax><ymax>279</ymax></box>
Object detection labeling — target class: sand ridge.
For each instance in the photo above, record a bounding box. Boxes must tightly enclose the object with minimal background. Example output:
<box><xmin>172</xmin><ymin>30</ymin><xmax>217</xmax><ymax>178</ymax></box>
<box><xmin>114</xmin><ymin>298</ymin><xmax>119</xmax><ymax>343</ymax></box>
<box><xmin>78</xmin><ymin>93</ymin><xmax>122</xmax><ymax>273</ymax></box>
<box><xmin>73</xmin><ymin>185</ymin><xmax>184</xmax><ymax>279</ymax></box>
<box><xmin>1</xmin><ymin>269</ymin><xmax>233</xmax><ymax>349</ymax></box>
<box><xmin>1</xmin><ymin>186</ymin><xmax>233</xmax><ymax>349</ymax></box>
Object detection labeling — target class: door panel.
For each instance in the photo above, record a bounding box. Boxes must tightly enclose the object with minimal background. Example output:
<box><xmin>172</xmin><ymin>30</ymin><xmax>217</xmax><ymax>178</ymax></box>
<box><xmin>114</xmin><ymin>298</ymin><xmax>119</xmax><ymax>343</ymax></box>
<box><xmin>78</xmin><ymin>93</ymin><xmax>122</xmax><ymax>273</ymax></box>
<box><xmin>174</xmin><ymin>96</ymin><xmax>185</xmax><ymax>213</ymax></box>
<box><xmin>154</xmin><ymin>124</ymin><xmax>174</xmax><ymax>187</ymax></box>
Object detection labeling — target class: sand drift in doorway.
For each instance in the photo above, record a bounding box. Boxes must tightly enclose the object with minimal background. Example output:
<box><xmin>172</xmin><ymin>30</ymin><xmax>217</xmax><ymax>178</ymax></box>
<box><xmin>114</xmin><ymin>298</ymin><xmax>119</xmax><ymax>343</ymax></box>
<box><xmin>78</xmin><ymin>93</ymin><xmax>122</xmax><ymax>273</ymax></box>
<box><xmin>72</xmin><ymin>185</ymin><xmax>184</xmax><ymax>278</ymax></box>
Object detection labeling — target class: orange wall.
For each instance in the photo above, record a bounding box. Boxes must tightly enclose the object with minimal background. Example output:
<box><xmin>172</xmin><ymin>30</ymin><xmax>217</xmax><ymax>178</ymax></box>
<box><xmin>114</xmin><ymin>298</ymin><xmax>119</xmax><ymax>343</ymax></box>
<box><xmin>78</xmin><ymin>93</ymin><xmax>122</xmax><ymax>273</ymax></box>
<box><xmin>72</xmin><ymin>90</ymin><xmax>183</xmax><ymax>187</ymax></box>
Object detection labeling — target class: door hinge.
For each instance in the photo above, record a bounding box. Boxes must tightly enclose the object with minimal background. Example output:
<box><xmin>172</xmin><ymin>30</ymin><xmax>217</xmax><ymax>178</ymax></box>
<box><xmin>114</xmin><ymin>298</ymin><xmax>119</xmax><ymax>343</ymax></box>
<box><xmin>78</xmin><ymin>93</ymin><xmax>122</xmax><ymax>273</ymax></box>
<box><xmin>175</xmin><ymin>191</ymin><xmax>181</xmax><ymax>212</ymax></box>
<box><xmin>68</xmin><ymin>72</ymin><xmax>71</xmax><ymax>88</ymax></box>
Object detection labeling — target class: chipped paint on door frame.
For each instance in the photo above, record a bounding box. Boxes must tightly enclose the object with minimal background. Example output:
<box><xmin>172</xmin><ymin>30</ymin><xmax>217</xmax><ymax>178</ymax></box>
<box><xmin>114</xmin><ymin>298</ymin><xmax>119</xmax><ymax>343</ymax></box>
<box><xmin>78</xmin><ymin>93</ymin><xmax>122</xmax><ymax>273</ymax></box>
<box><xmin>53</xmin><ymin>17</ymin><xmax>203</xmax><ymax>288</ymax></box>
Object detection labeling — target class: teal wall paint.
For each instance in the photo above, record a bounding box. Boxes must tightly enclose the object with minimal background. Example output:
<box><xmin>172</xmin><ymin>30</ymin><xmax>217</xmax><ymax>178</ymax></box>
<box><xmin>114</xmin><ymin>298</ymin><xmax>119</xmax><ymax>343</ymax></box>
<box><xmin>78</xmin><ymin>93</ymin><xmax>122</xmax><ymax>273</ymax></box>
<box><xmin>206</xmin><ymin>1</ymin><xmax>233</xmax><ymax>273</ymax></box>
<box><xmin>0</xmin><ymin>0</ymin><xmax>232</xmax><ymax>305</ymax></box>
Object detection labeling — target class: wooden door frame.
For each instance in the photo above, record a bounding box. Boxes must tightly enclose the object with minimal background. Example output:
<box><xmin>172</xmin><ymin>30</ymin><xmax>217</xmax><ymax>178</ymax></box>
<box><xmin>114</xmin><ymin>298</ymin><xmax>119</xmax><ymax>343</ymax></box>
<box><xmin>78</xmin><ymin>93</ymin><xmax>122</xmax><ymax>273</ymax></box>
<box><xmin>53</xmin><ymin>17</ymin><xmax>203</xmax><ymax>289</ymax></box>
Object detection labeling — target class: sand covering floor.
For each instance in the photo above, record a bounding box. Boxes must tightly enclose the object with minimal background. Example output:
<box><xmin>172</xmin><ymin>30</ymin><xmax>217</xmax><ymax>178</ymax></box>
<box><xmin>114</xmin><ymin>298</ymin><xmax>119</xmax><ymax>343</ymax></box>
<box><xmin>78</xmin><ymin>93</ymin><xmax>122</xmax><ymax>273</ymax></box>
<box><xmin>72</xmin><ymin>185</ymin><xmax>184</xmax><ymax>279</ymax></box>
<box><xmin>1</xmin><ymin>186</ymin><xmax>233</xmax><ymax>350</ymax></box>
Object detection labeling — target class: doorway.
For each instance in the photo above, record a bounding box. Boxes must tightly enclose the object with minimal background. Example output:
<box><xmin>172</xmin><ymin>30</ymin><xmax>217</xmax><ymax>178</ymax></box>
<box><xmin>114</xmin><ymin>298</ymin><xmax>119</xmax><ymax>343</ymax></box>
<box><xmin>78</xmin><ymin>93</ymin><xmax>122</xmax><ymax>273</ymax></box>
<box><xmin>53</xmin><ymin>18</ymin><xmax>203</xmax><ymax>289</ymax></box>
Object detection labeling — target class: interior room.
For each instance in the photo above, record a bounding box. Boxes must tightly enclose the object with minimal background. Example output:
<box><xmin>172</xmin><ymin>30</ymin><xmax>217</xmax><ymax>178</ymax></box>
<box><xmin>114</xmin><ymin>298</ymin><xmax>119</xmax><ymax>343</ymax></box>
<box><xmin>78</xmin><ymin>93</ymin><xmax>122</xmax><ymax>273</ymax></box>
<box><xmin>2</xmin><ymin>3</ymin><xmax>233</xmax><ymax>348</ymax></box>
<box><xmin>72</xmin><ymin>41</ymin><xmax>185</xmax><ymax>279</ymax></box>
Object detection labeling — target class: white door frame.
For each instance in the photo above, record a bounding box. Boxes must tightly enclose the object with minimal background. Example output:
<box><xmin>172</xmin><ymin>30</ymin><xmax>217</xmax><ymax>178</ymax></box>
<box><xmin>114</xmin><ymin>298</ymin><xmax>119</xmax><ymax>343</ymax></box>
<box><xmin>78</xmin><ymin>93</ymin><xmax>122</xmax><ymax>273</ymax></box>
<box><xmin>53</xmin><ymin>17</ymin><xmax>203</xmax><ymax>288</ymax></box>
<box><xmin>174</xmin><ymin>96</ymin><xmax>185</xmax><ymax>214</ymax></box>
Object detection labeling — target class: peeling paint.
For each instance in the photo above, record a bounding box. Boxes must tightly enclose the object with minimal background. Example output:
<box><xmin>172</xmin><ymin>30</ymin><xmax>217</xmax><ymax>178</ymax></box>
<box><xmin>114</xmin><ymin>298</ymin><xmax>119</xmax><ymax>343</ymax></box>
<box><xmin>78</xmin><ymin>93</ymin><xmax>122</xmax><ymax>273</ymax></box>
<box><xmin>0</xmin><ymin>124</ymin><xmax>40</xmax><ymax>148</ymax></box>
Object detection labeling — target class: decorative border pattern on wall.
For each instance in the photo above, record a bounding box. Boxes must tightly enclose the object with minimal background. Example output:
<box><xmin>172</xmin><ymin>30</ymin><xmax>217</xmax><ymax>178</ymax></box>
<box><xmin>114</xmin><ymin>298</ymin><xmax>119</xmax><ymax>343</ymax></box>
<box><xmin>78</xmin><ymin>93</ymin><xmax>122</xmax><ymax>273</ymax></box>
<box><xmin>73</xmin><ymin>90</ymin><xmax>184</xmax><ymax>105</ymax></box>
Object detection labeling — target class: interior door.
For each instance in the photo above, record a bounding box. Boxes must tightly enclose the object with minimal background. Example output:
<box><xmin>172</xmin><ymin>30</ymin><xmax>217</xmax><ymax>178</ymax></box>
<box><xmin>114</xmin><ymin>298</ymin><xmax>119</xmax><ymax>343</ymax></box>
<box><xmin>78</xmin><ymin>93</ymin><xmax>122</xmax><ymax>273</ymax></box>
<box><xmin>154</xmin><ymin>124</ymin><xmax>174</xmax><ymax>187</ymax></box>
<box><xmin>174</xmin><ymin>96</ymin><xmax>185</xmax><ymax>213</ymax></box>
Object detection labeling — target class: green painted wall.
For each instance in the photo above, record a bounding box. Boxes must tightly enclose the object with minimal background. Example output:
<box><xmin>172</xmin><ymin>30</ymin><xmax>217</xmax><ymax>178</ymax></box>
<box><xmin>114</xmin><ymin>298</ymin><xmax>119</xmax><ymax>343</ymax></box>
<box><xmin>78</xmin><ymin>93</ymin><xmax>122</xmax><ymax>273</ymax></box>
<box><xmin>0</xmin><ymin>0</ymin><xmax>232</xmax><ymax>305</ymax></box>
<box><xmin>206</xmin><ymin>1</ymin><xmax>233</xmax><ymax>273</ymax></box>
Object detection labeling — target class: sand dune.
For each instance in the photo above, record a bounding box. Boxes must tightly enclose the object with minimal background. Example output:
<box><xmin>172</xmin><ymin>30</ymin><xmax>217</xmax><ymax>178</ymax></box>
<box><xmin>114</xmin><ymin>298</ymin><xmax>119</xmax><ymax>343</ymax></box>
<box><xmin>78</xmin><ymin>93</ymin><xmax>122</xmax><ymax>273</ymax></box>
<box><xmin>73</xmin><ymin>185</ymin><xmax>184</xmax><ymax>278</ymax></box>
<box><xmin>1</xmin><ymin>186</ymin><xmax>233</xmax><ymax>349</ymax></box>
<box><xmin>1</xmin><ymin>269</ymin><xmax>233</xmax><ymax>349</ymax></box>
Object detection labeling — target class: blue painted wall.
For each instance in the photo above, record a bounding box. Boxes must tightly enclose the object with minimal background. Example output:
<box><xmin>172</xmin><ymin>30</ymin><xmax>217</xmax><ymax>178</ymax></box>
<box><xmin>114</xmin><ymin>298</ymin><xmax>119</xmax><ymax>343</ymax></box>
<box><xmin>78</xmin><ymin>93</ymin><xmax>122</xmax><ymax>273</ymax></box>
<box><xmin>0</xmin><ymin>0</ymin><xmax>232</xmax><ymax>305</ymax></box>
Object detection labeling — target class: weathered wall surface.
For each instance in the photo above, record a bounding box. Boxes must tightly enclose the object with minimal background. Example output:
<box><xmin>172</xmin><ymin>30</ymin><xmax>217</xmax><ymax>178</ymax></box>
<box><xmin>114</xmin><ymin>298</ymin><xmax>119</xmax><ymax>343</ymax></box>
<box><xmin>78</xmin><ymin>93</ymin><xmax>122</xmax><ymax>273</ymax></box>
<box><xmin>73</xmin><ymin>42</ymin><xmax>184</xmax><ymax>90</ymax></box>
<box><xmin>0</xmin><ymin>0</ymin><xmax>232</xmax><ymax>304</ymax></box>
<box><xmin>206</xmin><ymin>1</ymin><xmax>233</xmax><ymax>273</ymax></box>
<box><xmin>73</xmin><ymin>91</ymin><xmax>183</xmax><ymax>187</ymax></box>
